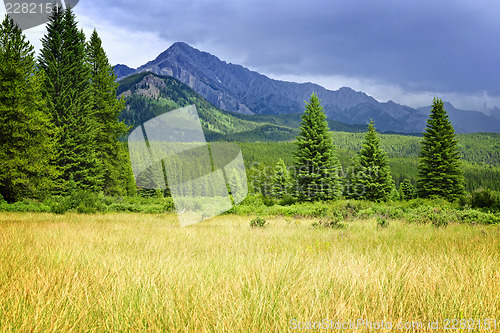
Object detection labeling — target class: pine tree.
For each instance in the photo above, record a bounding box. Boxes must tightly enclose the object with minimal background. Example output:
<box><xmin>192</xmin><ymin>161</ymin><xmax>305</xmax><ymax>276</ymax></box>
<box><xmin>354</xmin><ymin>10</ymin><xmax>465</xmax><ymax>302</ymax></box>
<box><xmin>0</xmin><ymin>16</ymin><xmax>58</xmax><ymax>202</ymax></box>
<box><xmin>39</xmin><ymin>6</ymin><xmax>102</xmax><ymax>192</ymax></box>
<box><xmin>417</xmin><ymin>98</ymin><xmax>465</xmax><ymax>200</ymax></box>
<box><xmin>271</xmin><ymin>159</ymin><xmax>292</xmax><ymax>199</ymax></box>
<box><xmin>354</xmin><ymin>120</ymin><xmax>394</xmax><ymax>201</ymax></box>
<box><xmin>293</xmin><ymin>93</ymin><xmax>341</xmax><ymax>201</ymax></box>
<box><xmin>399</xmin><ymin>178</ymin><xmax>414</xmax><ymax>200</ymax></box>
<box><xmin>86</xmin><ymin>29</ymin><xmax>130</xmax><ymax>195</ymax></box>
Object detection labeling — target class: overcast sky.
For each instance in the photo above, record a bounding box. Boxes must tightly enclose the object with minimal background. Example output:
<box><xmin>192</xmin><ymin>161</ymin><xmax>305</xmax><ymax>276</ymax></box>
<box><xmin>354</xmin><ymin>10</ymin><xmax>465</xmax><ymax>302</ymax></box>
<box><xmin>3</xmin><ymin>0</ymin><xmax>500</xmax><ymax>112</ymax></box>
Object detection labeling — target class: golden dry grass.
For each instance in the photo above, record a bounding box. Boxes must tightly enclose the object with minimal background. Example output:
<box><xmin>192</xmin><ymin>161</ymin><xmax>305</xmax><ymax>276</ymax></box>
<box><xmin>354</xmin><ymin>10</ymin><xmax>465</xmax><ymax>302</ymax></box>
<box><xmin>0</xmin><ymin>212</ymin><xmax>498</xmax><ymax>332</ymax></box>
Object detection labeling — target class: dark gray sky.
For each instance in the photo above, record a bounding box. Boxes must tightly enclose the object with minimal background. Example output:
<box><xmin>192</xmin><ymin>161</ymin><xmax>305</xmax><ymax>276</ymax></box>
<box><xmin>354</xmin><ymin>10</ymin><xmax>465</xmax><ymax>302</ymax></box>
<box><xmin>5</xmin><ymin>0</ymin><xmax>500</xmax><ymax>111</ymax></box>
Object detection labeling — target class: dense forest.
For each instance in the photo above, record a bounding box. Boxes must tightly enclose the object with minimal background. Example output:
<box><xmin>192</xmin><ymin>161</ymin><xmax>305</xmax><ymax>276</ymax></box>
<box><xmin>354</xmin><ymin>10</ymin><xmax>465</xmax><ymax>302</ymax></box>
<box><xmin>238</xmin><ymin>132</ymin><xmax>500</xmax><ymax>193</ymax></box>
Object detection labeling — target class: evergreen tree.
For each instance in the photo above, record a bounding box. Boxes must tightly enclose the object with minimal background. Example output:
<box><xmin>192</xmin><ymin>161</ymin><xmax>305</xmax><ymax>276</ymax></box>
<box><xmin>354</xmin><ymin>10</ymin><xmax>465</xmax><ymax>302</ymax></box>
<box><xmin>39</xmin><ymin>7</ymin><xmax>103</xmax><ymax>192</ymax></box>
<box><xmin>0</xmin><ymin>16</ymin><xmax>58</xmax><ymax>202</ymax></box>
<box><xmin>293</xmin><ymin>93</ymin><xmax>341</xmax><ymax>201</ymax></box>
<box><xmin>86</xmin><ymin>29</ymin><xmax>130</xmax><ymax>195</ymax></box>
<box><xmin>417</xmin><ymin>98</ymin><xmax>465</xmax><ymax>200</ymax></box>
<box><xmin>271</xmin><ymin>159</ymin><xmax>292</xmax><ymax>199</ymax></box>
<box><xmin>399</xmin><ymin>178</ymin><xmax>414</xmax><ymax>200</ymax></box>
<box><xmin>354</xmin><ymin>120</ymin><xmax>394</xmax><ymax>201</ymax></box>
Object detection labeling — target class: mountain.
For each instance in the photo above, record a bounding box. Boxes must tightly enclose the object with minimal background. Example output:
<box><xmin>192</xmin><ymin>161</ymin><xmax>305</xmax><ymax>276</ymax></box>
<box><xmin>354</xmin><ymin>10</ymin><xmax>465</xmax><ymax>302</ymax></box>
<box><xmin>117</xmin><ymin>72</ymin><xmax>365</xmax><ymax>142</ymax></box>
<box><xmin>115</xmin><ymin>42</ymin><xmax>498</xmax><ymax>134</ymax></box>
<box><xmin>117</xmin><ymin>72</ymin><xmax>260</xmax><ymax>136</ymax></box>
<box><xmin>114</xmin><ymin>64</ymin><xmax>136</xmax><ymax>78</ymax></box>
<box><xmin>115</xmin><ymin>42</ymin><xmax>427</xmax><ymax>132</ymax></box>
<box><xmin>416</xmin><ymin>103</ymin><xmax>500</xmax><ymax>134</ymax></box>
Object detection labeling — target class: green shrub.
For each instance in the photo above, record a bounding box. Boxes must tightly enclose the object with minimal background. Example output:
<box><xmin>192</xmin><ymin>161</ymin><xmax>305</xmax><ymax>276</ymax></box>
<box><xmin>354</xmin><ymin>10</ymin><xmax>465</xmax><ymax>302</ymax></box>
<box><xmin>312</xmin><ymin>215</ymin><xmax>347</xmax><ymax>229</ymax></box>
<box><xmin>262</xmin><ymin>196</ymin><xmax>275</xmax><ymax>207</ymax></box>
<box><xmin>310</xmin><ymin>204</ymin><xmax>329</xmax><ymax>217</ymax></box>
<box><xmin>0</xmin><ymin>198</ymin><xmax>51</xmax><ymax>213</ymax></box>
<box><xmin>278</xmin><ymin>194</ymin><xmax>296</xmax><ymax>206</ymax></box>
<box><xmin>456</xmin><ymin>209</ymin><xmax>500</xmax><ymax>225</ymax></box>
<box><xmin>470</xmin><ymin>189</ymin><xmax>500</xmax><ymax>212</ymax></box>
<box><xmin>50</xmin><ymin>190</ymin><xmax>105</xmax><ymax>214</ymax></box>
<box><xmin>376</xmin><ymin>217</ymin><xmax>389</xmax><ymax>228</ymax></box>
<box><xmin>250</xmin><ymin>216</ymin><xmax>267</xmax><ymax>227</ymax></box>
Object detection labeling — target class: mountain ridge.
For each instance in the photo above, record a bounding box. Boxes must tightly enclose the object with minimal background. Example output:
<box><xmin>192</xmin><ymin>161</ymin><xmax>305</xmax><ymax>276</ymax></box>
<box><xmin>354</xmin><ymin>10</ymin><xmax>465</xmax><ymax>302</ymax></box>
<box><xmin>117</xmin><ymin>72</ymin><xmax>367</xmax><ymax>142</ymax></box>
<box><xmin>115</xmin><ymin>42</ymin><xmax>500</xmax><ymax>134</ymax></box>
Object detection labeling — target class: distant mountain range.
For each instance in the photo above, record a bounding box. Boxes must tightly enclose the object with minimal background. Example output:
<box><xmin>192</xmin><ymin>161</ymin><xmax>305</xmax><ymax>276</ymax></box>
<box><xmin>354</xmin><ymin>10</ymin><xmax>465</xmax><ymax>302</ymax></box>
<box><xmin>417</xmin><ymin>103</ymin><xmax>500</xmax><ymax>134</ymax></box>
<box><xmin>115</xmin><ymin>42</ymin><xmax>500</xmax><ymax>134</ymax></box>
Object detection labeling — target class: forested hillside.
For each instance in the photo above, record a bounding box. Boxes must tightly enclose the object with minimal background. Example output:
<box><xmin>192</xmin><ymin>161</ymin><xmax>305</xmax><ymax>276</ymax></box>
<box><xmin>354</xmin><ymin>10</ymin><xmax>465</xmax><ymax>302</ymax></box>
<box><xmin>118</xmin><ymin>72</ymin><xmax>261</xmax><ymax>135</ymax></box>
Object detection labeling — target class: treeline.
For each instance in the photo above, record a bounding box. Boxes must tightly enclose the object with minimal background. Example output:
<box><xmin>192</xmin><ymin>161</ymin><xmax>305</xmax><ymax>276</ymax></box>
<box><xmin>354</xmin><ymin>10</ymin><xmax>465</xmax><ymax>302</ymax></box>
<box><xmin>330</xmin><ymin>132</ymin><xmax>500</xmax><ymax>165</ymax></box>
<box><xmin>240</xmin><ymin>146</ymin><xmax>500</xmax><ymax>193</ymax></box>
<box><xmin>0</xmin><ymin>9</ymin><xmax>134</xmax><ymax>203</ymax></box>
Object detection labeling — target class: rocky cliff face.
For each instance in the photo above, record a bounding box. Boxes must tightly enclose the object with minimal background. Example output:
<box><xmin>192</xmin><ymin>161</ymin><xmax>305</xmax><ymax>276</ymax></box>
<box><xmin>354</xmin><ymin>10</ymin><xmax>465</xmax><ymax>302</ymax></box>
<box><xmin>134</xmin><ymin>42</ymin><xmax>254</xmax><ymax>115</ymax></box>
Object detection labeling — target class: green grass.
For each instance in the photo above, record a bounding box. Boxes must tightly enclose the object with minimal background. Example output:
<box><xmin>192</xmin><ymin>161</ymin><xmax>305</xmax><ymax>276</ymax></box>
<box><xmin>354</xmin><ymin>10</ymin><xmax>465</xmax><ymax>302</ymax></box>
<box><xmin>0</xmin><ymin>213</ymin><xmax>498</xmax><ymax>331</ymax></box>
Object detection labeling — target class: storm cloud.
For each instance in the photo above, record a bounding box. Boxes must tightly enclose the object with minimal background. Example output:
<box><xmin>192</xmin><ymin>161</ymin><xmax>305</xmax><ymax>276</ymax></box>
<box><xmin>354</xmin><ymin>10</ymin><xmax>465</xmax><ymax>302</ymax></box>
<box><xmin>5</xmin><ymin>0</ymin><xmax>499</xmax><ymax>110</ymax></box>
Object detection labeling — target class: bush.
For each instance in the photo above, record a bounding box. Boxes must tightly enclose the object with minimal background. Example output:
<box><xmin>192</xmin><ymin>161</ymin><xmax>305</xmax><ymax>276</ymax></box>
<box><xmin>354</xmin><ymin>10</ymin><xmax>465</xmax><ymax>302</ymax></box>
<box><xmin>278</xmin><ymin>194</ymin><xmax>296</xmax><ymax>206</ymax></box>
<box><xmin>312</xmin><ymin>215</ymin><xmax>347</xmax><ymax>229</ymax></box>
<box><xmin>470</xmin><ymin>189</ymin><xmax>500</xmax><ymax>212</ymax></box>
<box><xmin>456</xmin><ymin>209</ymin><xmax>500</xmax><ymax>225</ymax></box>
<box><xmin>250</xmin><ymin>216</ymin><xmax>267</xmax><ymax>227</ymax></box>
<box><xmin>262</xmin><ymin>196</ymin><xmax>275</xmax><ymax>207</ymax></box>
<box><xmin>0</xmin><ymin>198</ymin><xmax>51</xmax><ymax>213</ymax></box>
<box><xmin>376</xmin><ymin>217</ymin><xmax>389</xmax><ymax>228</ymax></box>
<box><xmin>49</xmin><ymin>190</ymin><xmax>105</xmax><ymax>214</ymax></box>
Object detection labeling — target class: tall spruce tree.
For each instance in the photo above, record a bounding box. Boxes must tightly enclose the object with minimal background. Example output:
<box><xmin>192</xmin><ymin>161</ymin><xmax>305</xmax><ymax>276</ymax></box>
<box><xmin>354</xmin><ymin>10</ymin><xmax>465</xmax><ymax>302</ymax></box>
<box><xmin>39</xmin><ymin>6</ymin><xmax>103</xmax><ymax>192</ymax></box>
<box><xmin>86</xmin><ymin>29</ymin><xmax>130</xmax><ymax>195</ymax></box>
<box><xmin>353</xmin><ymin>120</ymin><xmax>394</xmax><ymax>201</ymax></box>
<box><xmin>0</xmin><ymin>16</ymin><xmax>58</xmax><ymax>202</ymax></box>
<box><xmin>417</xmin><ymin>98</ymin><xmax>464</xmax><ymax>200</ymax></box>
<box><xmin>293</xmin><ymin>93</ymin><xmax>341</xmax><ymax>201</ymax></box>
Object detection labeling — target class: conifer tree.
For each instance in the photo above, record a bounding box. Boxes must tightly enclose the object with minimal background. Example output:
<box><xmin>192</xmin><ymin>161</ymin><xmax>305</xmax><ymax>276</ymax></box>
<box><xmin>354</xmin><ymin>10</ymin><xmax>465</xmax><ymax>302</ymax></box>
<box><xmin>271</xmin><ymin>159</ymin><xmax>292</xmax><ymax>199</ymax></box>
<box><xmin>417</xmin><ymin>98</ymin><xmax>465</xmax><ymax>200</ymax></box>
<box><xmin>399</xmin><ymin>178</ymin><xmax>414</xmax><ymax>200</ymax></box>
<box><xmin>39</xmin><ymin>6</ymin><xmax>102</xmax><ymax>192</ymax></box>
<box><xmin>353</xmin><ymin>120</ymin><xmax>394</xmax><ymax>201</ymax></box>
<box><xmin>0</xmin><ymin>16</ymin><xmax>58</xmax><ymax>202</ymax></box>
<box><xmin>86</xmin><ymin>29</ymin><xmax>130</xmax><ymax>195</ymax></box>
<box><xmin>293</xmin><ymin>93</ymin><xmax>341</xmax><ymax>201</ymax></box>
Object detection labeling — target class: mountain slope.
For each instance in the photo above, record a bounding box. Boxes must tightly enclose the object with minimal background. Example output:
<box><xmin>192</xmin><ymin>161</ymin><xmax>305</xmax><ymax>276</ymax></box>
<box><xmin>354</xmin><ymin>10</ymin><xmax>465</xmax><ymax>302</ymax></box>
<box><xmin>117</xmin><ymin>72</ymin><xmax>366</xmax><ymax>142</ymax></box>
<box><xmin>117</xmin><ymin>72</ymin><xmax>261</xmax><ymax>136</ymax></box>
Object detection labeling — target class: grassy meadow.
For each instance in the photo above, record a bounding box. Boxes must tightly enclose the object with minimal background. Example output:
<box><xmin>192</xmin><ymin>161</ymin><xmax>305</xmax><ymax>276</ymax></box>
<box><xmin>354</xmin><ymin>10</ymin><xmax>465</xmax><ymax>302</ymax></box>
<box><xmin>0</xmin><ymin>212</ymin><xmax>498</xmax><ymax>332</ymax></box>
